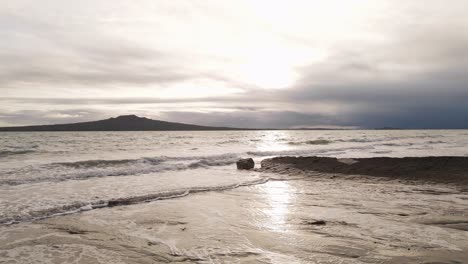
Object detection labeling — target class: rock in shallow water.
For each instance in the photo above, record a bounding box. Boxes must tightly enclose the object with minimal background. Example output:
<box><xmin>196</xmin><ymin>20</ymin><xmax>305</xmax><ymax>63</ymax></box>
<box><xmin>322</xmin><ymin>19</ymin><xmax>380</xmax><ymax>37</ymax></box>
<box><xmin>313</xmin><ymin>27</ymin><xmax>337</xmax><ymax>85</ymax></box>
<box><xmin>305</xmin><ymin>220</ymin><xmax>327</xmax><ymax>226</ymax></box>
<box><xmin>237</xmin><ymin>158</ymin><xmax>255</xmax><ymax>170</ymax></box>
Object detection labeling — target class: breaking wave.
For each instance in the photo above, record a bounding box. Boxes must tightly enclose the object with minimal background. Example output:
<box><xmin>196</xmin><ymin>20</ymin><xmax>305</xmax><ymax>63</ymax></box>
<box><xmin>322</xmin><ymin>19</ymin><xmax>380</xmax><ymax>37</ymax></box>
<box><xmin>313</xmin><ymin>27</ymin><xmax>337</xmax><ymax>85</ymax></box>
<box><xmin>0</xmin><ymin>153</ymin><xmax>242</xmax><ymax>186</ymax></box>
<box><xmin>218</xmin><ymin>140</ymin><xmax>240</xmax><ymax>144</ymax></box>
<box><xmin>0</xmin><ymin>177</ymin><xmax>270</xmax><ymax>225</ymax></box>
<box><xmin>247</xmin><ymin>145</ymin><xmax>375</xmax><ymax>157</ymax></box>
<box><xmin>0</xmin><ymin>149</ymin><xmax>37</xmax><ymax>158</ymax></box>
<box><xmin>50</xmin><ymin>153</ymin><xmax>240</xmax><ymax>168</ymax></box>
<box><xmin>287</xmin><ymin>139</ymin><xmax>332</xmax><ymax>145</ymax></box>
<box><xmin>50</xmin><ymin>157</ymin><xmax>165</xmax><ymax>168</ymax></box>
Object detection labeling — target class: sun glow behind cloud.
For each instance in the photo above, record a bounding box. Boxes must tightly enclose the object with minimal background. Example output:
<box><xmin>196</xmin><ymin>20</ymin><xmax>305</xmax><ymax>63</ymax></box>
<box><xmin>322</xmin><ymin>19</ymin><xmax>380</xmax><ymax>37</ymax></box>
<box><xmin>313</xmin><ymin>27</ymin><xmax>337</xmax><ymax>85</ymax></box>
<box><xmin>1</xmin><ymin>0</ymin><xmax>468</xmax><ymax>128</ymax></box>
<box><xmin>0</xmin><ymin>0</ymin><xmax>386</xmax><ymax>95</ymax></box>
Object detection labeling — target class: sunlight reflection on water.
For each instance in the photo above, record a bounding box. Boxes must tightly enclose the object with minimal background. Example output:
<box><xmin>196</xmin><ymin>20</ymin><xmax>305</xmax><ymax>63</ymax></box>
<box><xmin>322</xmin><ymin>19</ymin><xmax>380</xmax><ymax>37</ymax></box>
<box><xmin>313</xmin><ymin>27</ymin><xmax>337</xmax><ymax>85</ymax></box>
<box><xmin>255</xmin><ymin>131</ymin><xmax>293</xmax><ymax>152</ymax></box>
<box><xmin>263</xmin><ymin>180</ymin><xmax>294</xmax><ymax>232</ymax></box>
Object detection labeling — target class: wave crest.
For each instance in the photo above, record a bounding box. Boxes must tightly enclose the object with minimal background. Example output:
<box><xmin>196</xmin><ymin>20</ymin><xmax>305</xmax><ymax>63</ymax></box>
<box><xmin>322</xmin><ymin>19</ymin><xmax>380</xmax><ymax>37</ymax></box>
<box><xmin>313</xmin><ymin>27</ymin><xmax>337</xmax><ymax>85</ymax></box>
<box><xmin>0</xmin><ymin>153</ymin><xmax>242</xmax><ymax>186</ymax></box>
<box><xmin>288</xmin><ymin>139</ymin><xmax>332</xmax><ymax>145</ymax></box>
<box><xmin>0</xmin><ymin>177</ymin><xmax>269</xmax><ymax>225</ymax></box>
<box><xmin>0</xmin><ymin>149</ymin><xmax>36</xmax><ymax>158</ymax></box>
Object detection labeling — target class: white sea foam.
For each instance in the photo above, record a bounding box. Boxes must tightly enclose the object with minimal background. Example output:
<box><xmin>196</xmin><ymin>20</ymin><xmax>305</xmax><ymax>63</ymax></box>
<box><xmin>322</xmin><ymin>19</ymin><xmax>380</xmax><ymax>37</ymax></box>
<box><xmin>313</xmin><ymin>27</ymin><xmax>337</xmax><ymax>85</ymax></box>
<box><xmin>0</xmin><ymin>176</ymin><xmax>270</xmax><ymax>225</ymax></box>
<box><xmin>0</xmin><ymin>130</ymin><xmax>467</xmax><ymax>225</ymax></box>
<box><xmin>0</xmin><ymin>153</ymin><xmax>243</xmax><ymax>186</ymax></box>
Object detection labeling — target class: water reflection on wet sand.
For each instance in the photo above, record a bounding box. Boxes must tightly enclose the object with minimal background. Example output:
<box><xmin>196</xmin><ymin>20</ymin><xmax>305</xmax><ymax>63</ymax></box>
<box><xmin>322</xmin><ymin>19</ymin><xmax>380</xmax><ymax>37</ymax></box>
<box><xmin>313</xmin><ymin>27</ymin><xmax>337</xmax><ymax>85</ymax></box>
<box><xmin>1</xmin><ymin>176</ymin><xmax>467</xmax><ymax>263</ymax></box>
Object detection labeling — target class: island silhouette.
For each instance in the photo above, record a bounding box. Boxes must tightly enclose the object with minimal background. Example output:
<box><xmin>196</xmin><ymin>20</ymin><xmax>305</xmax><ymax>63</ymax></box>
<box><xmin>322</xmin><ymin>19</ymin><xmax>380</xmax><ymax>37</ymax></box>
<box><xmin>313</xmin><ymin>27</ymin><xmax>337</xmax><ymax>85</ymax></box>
<box><xmin>0</xmin><ymin>115</ymin><xmax>242</xmax><ymax>131</ymax></box>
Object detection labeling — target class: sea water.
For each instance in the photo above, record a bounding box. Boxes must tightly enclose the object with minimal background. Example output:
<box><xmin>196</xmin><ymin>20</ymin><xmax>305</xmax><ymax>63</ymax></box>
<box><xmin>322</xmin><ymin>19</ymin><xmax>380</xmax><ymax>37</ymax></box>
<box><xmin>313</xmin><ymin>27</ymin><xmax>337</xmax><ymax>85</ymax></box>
<box><xmin>1</xmin><ymin>130</ymin><xmax>468</xmax><ymax>224</ymax></box>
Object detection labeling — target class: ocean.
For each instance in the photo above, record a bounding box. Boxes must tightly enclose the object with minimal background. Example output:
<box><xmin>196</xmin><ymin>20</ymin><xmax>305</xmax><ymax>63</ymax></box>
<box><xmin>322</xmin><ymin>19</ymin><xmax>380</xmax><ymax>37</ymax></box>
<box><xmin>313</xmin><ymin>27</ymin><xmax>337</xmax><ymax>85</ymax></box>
<box><xmin>1</xmin><ymin>130</ymin><xmax>467</xmax><ymax>225</ymax></box>
<box><xmin>1</xmin><ymin>130</ymin><xmax>468</xmax><ymax>263</ymax></box>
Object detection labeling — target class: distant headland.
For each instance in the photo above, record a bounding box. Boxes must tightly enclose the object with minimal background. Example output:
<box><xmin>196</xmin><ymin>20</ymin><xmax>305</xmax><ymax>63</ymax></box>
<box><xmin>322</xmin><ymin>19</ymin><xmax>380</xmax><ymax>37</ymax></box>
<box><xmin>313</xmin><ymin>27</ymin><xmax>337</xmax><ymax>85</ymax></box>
<box><xmin>0</xmin><ymin>115</ymin><xmax>242</xmax><ymax>132</ymax></box>
<box><xmin>0</xmin><ymin>115</ymin><xmax>409</xmax><ymax>131</ymax></box>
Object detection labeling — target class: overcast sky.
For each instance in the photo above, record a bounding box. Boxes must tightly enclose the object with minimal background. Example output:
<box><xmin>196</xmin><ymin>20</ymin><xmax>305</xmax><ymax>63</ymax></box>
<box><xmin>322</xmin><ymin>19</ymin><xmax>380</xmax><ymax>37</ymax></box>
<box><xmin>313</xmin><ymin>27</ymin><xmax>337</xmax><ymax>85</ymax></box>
<box><xmin>1</xmin><ymin>0</ymin><xmax>467</xmax><ymax>128</ymax></box>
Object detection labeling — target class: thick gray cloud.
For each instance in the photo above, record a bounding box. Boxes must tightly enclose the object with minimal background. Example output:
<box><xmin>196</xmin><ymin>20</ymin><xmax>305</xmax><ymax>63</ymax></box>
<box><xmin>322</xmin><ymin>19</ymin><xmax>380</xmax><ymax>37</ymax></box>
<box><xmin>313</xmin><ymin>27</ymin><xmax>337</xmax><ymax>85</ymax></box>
<box><xmin>159</xmin><ymin>111</ymin><xmax>339</xmax><ymax>129</ymax></box>
<box><xmin>0</xmin><ymin>0</ymin><xmax>467</xmax><ymax>128</ymax></box>
<box><xmin>0</xmin><ymin>109</ymin><xmax>107</xmax><ymax>126</ymax></box>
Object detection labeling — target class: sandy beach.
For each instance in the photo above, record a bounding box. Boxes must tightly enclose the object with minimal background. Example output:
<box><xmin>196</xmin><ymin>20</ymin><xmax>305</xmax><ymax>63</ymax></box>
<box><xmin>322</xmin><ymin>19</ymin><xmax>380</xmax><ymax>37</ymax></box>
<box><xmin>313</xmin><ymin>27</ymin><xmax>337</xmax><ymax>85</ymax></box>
<box><xmin>1</xmin><ymin>156</ymin><xmax>467</xmax><ymax>264</ymax></box>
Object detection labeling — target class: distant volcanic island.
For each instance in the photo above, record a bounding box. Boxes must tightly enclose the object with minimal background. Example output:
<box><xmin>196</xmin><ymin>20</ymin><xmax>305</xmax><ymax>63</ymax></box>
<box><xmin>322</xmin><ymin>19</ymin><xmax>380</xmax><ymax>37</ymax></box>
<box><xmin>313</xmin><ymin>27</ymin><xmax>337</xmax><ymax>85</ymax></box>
<box><xmin>0</xmin><ymin>115</ymin><xmax>242</xmax><ymax>131</ymax></box>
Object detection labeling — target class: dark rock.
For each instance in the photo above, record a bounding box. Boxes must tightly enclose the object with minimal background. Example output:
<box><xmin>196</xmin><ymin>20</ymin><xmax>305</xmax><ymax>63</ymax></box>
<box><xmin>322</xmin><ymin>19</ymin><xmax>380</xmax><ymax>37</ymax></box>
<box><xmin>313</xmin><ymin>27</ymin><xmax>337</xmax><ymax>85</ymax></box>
<box><xmin>237</xmin><ymin>158</ymin><xmax>255</xmax><ymax>170</ymax></box>
<box><xmin>306</xmin><ymin>220</ymin><xmax>326</xmax><ymax>225</ymax></box>
<box><xmin>260</xmin><ymin>156</ymin><xmax>468</xmax><ymax>186</ymax></box>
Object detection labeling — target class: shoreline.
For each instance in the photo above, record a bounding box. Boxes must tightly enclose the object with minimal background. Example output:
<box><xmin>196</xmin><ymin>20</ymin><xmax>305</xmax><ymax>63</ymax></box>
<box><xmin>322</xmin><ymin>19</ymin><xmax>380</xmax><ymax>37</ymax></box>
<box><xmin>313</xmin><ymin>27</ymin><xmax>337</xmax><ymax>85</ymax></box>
<box><xmin>1</xmin><ymin>173</ymin><xmax>467</xmax><ymax>263</ymax></box>
<box><xmin>2</xmin><ymin>155</ymin><xmax>468</xmax><ymax>226</ymax></box>
<box><xmin>1</xmin><ymin>156</ymin><xmax>468</xmax><ymax>263</ymax></box>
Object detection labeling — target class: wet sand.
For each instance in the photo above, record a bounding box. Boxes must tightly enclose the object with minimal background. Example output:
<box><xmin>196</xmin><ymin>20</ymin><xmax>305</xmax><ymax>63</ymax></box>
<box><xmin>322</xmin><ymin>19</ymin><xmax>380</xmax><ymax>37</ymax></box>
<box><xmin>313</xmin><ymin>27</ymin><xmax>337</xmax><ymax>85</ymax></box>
<box><xmin>1</xmin><ymin>157</ymin><xmax>468</xmax><ymax>263</ymax></box>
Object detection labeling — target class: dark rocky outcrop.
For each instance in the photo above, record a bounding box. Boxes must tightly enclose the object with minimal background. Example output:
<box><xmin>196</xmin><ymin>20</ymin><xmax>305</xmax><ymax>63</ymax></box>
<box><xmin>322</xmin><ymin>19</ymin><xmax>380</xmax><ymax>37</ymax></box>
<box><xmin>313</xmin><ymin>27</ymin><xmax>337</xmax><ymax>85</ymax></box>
<box><xmin>237</xmin><ymin>158</ymin><xmax>255</xmax><ymax>170</ymax></box>
<box><xmin>261</xmin><ymin>156</ymin><xmax>468</xmax><ymax>185</ymax></box>
<box><xmin>0</xmin><ymin>115</ymin><xmax>243</xmax><ymax>131</ymax></box>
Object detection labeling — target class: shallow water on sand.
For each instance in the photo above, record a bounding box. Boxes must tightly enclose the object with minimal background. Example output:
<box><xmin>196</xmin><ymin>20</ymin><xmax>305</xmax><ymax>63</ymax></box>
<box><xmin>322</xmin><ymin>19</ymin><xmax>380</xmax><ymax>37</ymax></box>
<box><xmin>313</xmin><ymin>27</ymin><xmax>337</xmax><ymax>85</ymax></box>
<box><xmin>0</xmin><ymin>130</ymin><xmax>467</xmax><ymax>263</ymax></box>
<box><xmin>0</xmin><ymin>175</ymin><xmax>467</xmax><ymax>263</ymax></box>
<box><xmin>1</xmin><ymin>130</ymin><xmax>468</xmax><ymax>224</ymax></box>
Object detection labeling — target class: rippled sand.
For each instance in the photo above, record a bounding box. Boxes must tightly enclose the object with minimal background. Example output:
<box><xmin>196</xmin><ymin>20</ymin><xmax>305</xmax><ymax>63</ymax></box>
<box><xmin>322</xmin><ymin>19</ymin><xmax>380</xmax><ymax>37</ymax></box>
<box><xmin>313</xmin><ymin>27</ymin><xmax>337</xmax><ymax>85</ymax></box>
<box><xmin>1</xmin><ymin>171</ymin><xmax>467</xmax><ymax>263</ymax></box>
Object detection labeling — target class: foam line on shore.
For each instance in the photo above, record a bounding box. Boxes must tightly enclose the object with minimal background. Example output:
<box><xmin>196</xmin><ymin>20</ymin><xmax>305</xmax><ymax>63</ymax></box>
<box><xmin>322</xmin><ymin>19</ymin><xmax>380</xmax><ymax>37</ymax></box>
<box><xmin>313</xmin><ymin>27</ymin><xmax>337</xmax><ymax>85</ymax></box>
<box><xmin>0</xmin><ymin>177</ymin><xmax>270</xmax><ymax>225</ymax></box>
